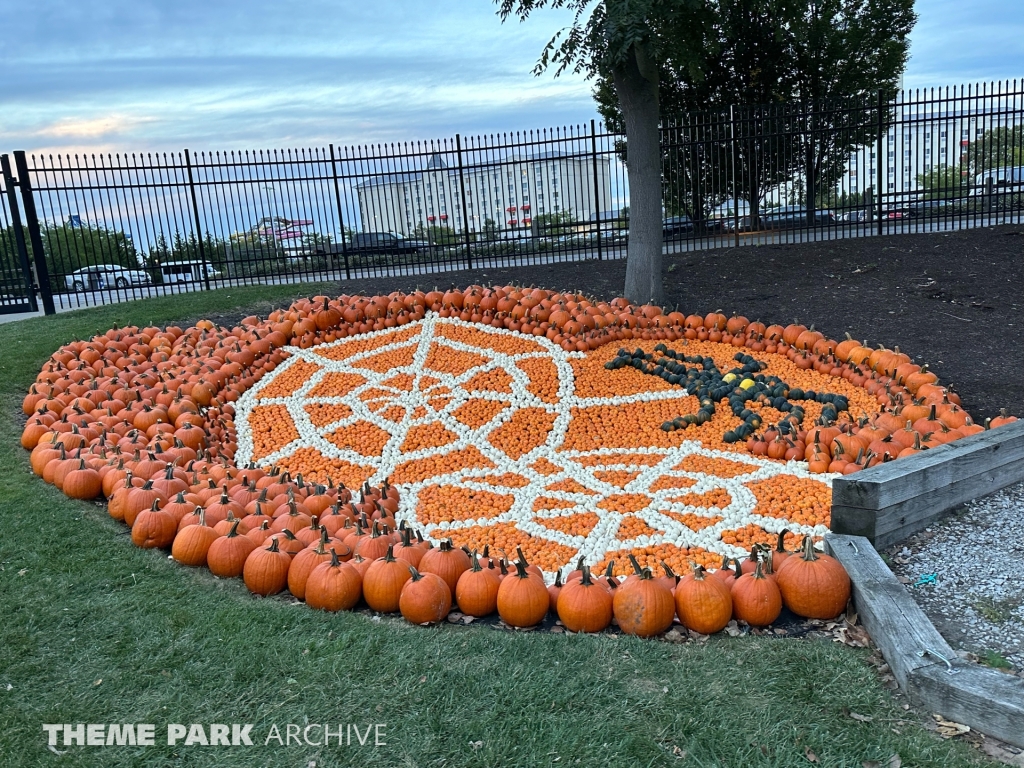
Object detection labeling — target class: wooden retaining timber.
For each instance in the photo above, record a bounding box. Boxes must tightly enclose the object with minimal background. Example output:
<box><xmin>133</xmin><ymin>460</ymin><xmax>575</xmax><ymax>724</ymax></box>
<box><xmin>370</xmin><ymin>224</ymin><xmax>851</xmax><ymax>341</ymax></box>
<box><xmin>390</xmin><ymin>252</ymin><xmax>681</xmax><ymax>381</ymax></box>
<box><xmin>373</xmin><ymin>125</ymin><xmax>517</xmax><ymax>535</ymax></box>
<box><xmin>826</xmin><ymin>533</ymin><xmax>1024</xmax><ymax>749</ymax></box>
<box><xmin>830</xmin><ymin>419</ymin><xmax>1024</xmax><ymax>549</ymax></box>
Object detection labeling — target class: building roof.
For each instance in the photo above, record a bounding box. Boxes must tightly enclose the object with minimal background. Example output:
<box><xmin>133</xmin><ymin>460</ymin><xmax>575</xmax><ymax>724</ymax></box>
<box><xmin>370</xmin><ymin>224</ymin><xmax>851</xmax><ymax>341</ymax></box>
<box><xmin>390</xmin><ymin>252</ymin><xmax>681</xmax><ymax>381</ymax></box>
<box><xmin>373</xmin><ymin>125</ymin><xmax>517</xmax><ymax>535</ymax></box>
<box><xmin>354</xmin><ymin>149</ymin><xmax>582</xmax><ymax>189</ymax></box>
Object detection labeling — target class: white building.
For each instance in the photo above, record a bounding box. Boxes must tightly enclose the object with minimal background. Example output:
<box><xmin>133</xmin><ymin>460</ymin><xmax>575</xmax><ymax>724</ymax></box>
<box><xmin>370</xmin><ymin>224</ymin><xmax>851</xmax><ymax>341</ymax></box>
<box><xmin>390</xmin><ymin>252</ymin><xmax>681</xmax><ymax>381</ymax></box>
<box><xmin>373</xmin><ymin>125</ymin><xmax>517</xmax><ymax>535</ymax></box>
<box><xmin>838</xmin><ymin>102</ymin><xmax>1017</xmax><ymax>200</ymax></box>
<box><xmin>355</xmin><ymin>151</ymin><xmax>612</xmax><ymax>235</ymax></box>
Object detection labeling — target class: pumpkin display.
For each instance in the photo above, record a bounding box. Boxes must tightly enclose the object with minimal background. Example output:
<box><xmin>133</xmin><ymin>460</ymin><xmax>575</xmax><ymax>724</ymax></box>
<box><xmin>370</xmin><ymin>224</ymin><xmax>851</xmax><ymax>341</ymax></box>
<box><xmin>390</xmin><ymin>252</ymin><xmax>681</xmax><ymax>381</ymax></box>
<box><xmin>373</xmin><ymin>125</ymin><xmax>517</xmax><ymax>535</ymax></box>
<box><xmin>286</xmin><ymin>539</ymin><xmax>335</xmax><ymax>599</ymax></box>
<box><xmin>242</xmin><ymin>538</ymin><xmax>292</xmax><ymax>596</ymax></box>
<box><xmin>130</xmin><ymin>501</ymin><xmax>177</xmax><ymax>550</ymax></box>
<box><xmin>207</xmin><ymin>519</ymin><xmax>257</xmax><ymax>578</ymax></box>
<box><xmin>170</xmin><ymin>509</ymin><xmax>219</xmax><ymax>567</ymax></box>
<box><xmin>496</xmin><ymin>557</ymin><xmax>549</xmax><ymax>629</ymax></box>
<box><xmin>776</xmin><ymin>537</ymin><xmax>852</xmax><ymax>619</ymax></box>
<box><xmin>418</xmin><ymin>539</ymin><xmax>471</xmax><ymax>598</ymax></box>
<box><xmin>28</xmin><ymin>284</ymin><xmax>1000</xmax><ymax>634</ymax></box>
<box><xmin>730</xmin><ymin>561</ymin><xmax>783</xmax><ymax>627</ymax></box>
<box><xmin>363</xmin><ymin>545</ymin><xmax>413</xmax><ymax>613</ymax></box>
<box><xmin>674</xmin><ymin>565</ymin><xmax>733</xmax><ymax>635</ymax></box>
<box><xmin>305</xmin><ymin>550</ymin><xmax>363</xmax><ymax>612</ymax></box>
<box><xmin>399</xmin><ymin>567</ymin><xmax>452</xmax><ymax>624</ymax></box>
<box><xmin>556</xmin><ymin>565</ymin><xmax>613</xmax><ymax>633</ymax></box>
<box><xmin>454</xmin><ymin>552</ymin><xmax>501</xmax><ymax>617</ymax></box>
<box><xmin>613</xmin><ymin>560</ymin><xmax>676</xmax><ymax>637</ymax></box>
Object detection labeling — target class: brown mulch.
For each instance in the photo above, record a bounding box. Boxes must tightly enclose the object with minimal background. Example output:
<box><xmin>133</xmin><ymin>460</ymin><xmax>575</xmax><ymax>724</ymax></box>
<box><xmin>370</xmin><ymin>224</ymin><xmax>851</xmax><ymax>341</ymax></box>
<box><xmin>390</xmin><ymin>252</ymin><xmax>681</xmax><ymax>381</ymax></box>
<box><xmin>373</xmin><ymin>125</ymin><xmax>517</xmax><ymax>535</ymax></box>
<box><xmin>200</xmin><ymin>224</ymin><xmax>1024</xmax><ymax>422</ymax></box>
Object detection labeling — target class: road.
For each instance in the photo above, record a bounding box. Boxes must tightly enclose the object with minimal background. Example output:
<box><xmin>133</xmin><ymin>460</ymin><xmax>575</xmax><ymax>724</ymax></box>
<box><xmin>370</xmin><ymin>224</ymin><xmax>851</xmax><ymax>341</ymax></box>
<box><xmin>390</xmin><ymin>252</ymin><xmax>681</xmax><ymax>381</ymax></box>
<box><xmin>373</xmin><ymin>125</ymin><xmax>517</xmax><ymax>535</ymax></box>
<box><xmin>2</xmin><ymin>212</ymin><xmax>1020</xmax><ymax>325</ymax></box>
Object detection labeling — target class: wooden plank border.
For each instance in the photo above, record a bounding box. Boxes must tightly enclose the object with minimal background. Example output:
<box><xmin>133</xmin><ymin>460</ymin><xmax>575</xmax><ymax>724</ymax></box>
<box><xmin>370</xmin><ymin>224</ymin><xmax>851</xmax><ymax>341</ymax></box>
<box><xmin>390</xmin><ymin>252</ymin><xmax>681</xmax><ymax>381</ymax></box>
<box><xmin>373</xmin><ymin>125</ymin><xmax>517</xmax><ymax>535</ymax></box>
<box><xmin>831</xmin><ymin>419</ymin><xmax>1024</xmax><ymax>548</ymax></box>
<box><xmin>826</xmin><ymin>533</ymin><xmax>1024</xmax><ymax>748</ymax></box>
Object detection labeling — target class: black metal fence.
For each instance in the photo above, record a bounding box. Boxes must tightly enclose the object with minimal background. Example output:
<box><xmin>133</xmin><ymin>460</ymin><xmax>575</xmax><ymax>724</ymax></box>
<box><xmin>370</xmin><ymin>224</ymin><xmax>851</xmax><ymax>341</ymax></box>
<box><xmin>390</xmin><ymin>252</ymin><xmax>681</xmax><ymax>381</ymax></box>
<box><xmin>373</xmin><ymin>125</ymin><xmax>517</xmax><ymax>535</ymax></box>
<box><xmin>2</xmin><ymin>80</ymin><xmax>1022</xmax><ymax>315</ymax></box>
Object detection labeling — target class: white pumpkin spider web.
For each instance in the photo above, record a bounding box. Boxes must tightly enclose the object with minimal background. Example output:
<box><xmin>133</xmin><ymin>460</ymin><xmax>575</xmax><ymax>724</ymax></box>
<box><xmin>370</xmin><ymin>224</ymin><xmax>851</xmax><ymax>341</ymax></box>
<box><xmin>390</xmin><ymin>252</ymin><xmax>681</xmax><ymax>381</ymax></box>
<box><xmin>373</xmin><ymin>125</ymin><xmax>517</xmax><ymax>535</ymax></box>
<box><xmin>235</xmin><ymin>314</ymin><xmax>833</xmax><ymax>578</ymax></box>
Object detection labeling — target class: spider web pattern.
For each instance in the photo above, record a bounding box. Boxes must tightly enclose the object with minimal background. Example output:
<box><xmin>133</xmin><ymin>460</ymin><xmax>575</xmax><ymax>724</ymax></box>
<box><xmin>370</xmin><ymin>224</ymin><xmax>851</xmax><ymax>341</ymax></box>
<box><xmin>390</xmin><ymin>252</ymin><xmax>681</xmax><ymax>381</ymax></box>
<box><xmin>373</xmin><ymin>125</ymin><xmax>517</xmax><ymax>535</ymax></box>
<box><xmin>235</xmin><ymin>314</ymin><xmax>833</xmax><ymax>578</ymax></box>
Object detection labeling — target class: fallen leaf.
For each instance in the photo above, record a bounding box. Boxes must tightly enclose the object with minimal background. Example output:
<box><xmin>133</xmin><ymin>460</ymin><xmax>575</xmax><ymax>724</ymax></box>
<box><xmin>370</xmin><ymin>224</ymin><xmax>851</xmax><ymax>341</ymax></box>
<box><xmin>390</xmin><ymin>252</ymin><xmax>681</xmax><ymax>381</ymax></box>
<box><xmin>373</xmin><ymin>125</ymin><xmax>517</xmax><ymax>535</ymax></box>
<box><xmin>47</xmin><ymin>745</ymin><xmax>66</xmax><ymax>756</ymax></box>
<box><xmin>4</xmin><ymin>684</ymin><xmax>11</xmax><ymax>691</ymax></box>
<box><xmin>804</xmin><ymin>745</ymin><xmax>819</xmax><ymax>762</ymax></box>
<box><xmin>419</xmin><ymin>676</ymin><xmax>427</xmax><ymax>683</ymax></box>
<box><xmin>447</xmin><ymin>611</ymin><xmax>465</xmax><ymax>624</ymax></box>
<box><xmin>285</xmin><ymin>677</ymin><xmax>297</xmax><ymax>684</ymax></box>
<box><xmin>862</xmin><ymin>761</ymin><xmax>881</xmax><ymax>768</ymax></box>
<box><xmin>932</xmin><ymin>715</ymin><xmax>970</xmax><ymax>738</ymax></box>
<box><xmin>849</xmin><ymin>711</ymin><xmax>873</xmax><ymax>722</ymax></box>
<box><xmin>469</xmin><ymin>740</ymin><xmax>483</xmax><ymax>750</ymax></box>
<box><xmin>672</xmin><ymin>745</ymin><xmax>686</xmax><ymax>758</ymax></box>
<box><xmin>17</xmin><ymin>569</ymin><xmax>27</xmax><ymax>576</ymax></box>
<box><xmin>93</xmin><ymin>678</ymin><xmax>102</xmax><ymax>686</ymax></box>
<box><xmin>887</xmin><ymin>755</ymin><xmax>902</xmax><ymax>768</ymax></box>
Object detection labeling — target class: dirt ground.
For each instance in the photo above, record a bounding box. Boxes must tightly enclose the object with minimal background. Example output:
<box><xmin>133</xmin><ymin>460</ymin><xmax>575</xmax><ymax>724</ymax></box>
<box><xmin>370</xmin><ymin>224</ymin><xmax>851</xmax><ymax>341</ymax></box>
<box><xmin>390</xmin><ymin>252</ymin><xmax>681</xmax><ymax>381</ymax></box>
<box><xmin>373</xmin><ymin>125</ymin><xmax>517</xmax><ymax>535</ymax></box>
<box><xmin>202</xmin><ymin>224</ymin><xmax>1024</xmax><ymax>422</ymax></box>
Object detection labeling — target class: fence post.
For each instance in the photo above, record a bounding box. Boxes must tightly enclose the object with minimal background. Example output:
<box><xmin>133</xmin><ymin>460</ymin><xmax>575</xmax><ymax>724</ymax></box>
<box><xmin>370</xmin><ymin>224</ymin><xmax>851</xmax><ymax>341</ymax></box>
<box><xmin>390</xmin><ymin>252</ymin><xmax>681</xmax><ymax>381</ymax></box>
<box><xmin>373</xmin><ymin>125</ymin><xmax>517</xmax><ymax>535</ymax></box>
<box><xmin>183</xmin><ymin>149</ymin><xmax>211</xmax><ymax>292</ymax></box>
<box><xmin>730</xmin><ymin>106</ymin><xmax>740</xmax><ymax>248</ymax></box>
<box><xmin>455</xmin><ymin>134</ymin><xmax>473</xmax><ymax>270</ymax></box>
<box><xmin>865</xmin><ymin>186</ymin><xmax>874</xmax><ymax>223</ymax></box>
<box><xmin>985</xmin><ymin>175</ymin><xmax>994</xmax><ymax>216</ymax></box>
<box><xmin>12</xmin><ymin>151</ymin><xmax>55</xmax><ymax>315</ymax></box>
<box><xmin>876</xmin><ymin>90</ymin><xmax>885</xmax><ymax>236</ymax></box>
<box><xmin>1</xmin><ymin>154</ymin><xmax>39</xmax><ymax>313</ymax></box>
<box><xmin>590</xmin><ymin>119</ymin><xmax>603</xmax><ymax>261</ymax></box>
<box><xmin>329</xmin><ymin>144</ymin><xmax>352</xmax><ymax>280</ymax></box>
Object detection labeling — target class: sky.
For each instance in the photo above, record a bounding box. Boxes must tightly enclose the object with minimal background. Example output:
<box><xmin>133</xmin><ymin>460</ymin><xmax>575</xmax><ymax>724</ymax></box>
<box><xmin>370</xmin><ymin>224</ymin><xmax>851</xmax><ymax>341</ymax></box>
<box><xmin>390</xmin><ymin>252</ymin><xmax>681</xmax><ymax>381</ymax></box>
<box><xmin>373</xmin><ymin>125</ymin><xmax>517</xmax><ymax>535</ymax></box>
<box><xmin>1</xmin><ymin>0</ymin><xmax>1023</xmax><ymax>156</ymax></box>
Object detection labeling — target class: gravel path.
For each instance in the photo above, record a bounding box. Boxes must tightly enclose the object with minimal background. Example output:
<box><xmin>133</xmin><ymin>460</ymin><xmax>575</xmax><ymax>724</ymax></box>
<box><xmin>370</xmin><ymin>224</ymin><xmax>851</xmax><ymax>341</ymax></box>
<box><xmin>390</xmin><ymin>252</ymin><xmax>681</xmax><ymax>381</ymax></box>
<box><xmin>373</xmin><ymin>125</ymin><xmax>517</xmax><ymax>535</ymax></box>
<box><xmin>889</xmin><ymin>481</ymin><xmax>1024</xmax><ymax>671</ymax></box>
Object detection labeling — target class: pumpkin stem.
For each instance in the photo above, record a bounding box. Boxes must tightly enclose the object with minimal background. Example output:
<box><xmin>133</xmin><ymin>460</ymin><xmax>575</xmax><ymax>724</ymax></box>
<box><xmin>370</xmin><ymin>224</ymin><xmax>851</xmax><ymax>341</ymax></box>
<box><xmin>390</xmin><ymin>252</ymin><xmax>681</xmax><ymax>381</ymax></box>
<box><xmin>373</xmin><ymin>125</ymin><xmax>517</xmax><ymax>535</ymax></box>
<box><xmin>408</xmin><ymin>565</ymin><xmax>423</xmax><ymax>581</ymax></box>
<box><xmin>470</xmin><ymin>551</ymin><xmax>482</xmax><ymax>572</ymax></box>
<box><xmin>383</xmin><ymin>544</ymin><xmax>396</xmax><ymax>562</ymax></box>
<box><xmin>329</xmin><ymin>548</ymin><xmax>341</xmax><ymax>567</ymax></box>
<box><xmin>777</xmin><ymin>529</ymin><xmax>791</xmax><ymax>553</ymax></box>
<box><xmin>267</xmin><ymin>538</ymin><xmax>281</xmax><ymax>553</ymax></box>
<box><xmin>513</xmin><ymin>558</ymin><xmax>531</xmax><ymax>579</ymax></box>
<box><xmin>580</xmin><ymin>565</ymin><xmax>595</xmax><ymax>586</ymax></box>
<box><xmin>318</xmin><ymin>526</ymin><xmax>330</xmax><ymax>546</ymax></box>
<box><xmin>628</xmin><ymin>553</ymin><xmax>644</xmax><ymax>575</ymax></box>
<box><xmin>439</xmin><ymin>538</ymin><xmax>454</xmax><ymax>552</ymax></box>
<box><xmin>226</xmin><ymin>519</ymin><xmax>241</xmax><ymax>538</ymax></box>
<box><xmin>801</xmin><ymin>535</ymin><xmax>819</xmax><ymax>562</ymax></box>
<box><xmin>515</xmin><ymin>546</ymin><xmax>529</xmax><ymax>567</ymax></box>
<box><xmin>660</xmin><ymin>561</ymin><xmax>678</xmax><ymax>582</ymax></box>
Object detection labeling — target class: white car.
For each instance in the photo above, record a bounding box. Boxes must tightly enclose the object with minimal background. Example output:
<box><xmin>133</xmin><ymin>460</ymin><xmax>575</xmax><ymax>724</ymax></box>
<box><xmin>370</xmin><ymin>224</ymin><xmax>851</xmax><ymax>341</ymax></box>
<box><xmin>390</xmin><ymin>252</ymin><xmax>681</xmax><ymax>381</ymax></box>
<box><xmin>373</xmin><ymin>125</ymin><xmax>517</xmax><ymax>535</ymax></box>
<box><xmin>65</xmin><ymin>265</ymin><xmax>152</xmax><ymax>291</ymax></box>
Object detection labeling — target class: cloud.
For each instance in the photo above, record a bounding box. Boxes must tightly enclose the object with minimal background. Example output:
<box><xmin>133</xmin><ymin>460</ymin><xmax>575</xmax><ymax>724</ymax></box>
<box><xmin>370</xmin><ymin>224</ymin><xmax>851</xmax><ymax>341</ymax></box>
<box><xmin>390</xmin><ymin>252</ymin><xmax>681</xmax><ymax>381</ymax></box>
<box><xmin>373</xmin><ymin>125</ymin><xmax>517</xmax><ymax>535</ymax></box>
<box><xmin>3</xmin><ymin>0</ymin><xmax>1021</xmax><ymax>155</ymax></box>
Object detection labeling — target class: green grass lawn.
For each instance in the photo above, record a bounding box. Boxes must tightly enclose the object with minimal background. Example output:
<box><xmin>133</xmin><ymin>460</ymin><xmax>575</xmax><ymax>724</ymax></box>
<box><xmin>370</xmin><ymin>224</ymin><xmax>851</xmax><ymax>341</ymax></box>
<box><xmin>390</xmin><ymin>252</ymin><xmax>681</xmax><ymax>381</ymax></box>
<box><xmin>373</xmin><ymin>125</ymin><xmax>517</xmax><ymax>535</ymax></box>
<box><xmin>0</xmin><ymin>286</ymin><xmax>998</xmax><ymax>767</ymax></box>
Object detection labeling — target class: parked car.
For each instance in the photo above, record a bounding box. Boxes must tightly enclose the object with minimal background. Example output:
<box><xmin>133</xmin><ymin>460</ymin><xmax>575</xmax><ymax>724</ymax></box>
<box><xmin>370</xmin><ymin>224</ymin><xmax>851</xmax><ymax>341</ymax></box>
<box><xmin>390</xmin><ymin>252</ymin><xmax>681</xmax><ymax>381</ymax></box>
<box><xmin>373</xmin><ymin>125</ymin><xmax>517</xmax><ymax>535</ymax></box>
<box><xmin>904</xmin><ymin>199</ymin><xmax>954</xmax><ymax>218</ymax></box>
<box><xmin>159</xmin><ymin>261</ymin><xmax>223</xmax><ymax>284</ymax></box>
<box><xmin>64</xmin><ymin>264</ymin><xmax>152</xmax><ymax>291</ymax></box>
<box><xmin>841</xmin><ymin>210</ymin><xmax>871</xmax><ymax>223</ymax></box>
<box><xmin>970</xmin><ymin>166</ymin><xmax>1024</xmax><ymax>197</ymax></box>
<box><xmin>762</xmin><ymin>206</ymin><xmax>836</xmax><ymax>229</ymax></box>
<box><xmin>347</xmin><ymin>232</ymin><xmax>432</xmax><ymax>256</ymax></box>
<box><xmin>663</xmin><ymin>215</ymin><xmax>694</xmax><ymax>238</ymax></box>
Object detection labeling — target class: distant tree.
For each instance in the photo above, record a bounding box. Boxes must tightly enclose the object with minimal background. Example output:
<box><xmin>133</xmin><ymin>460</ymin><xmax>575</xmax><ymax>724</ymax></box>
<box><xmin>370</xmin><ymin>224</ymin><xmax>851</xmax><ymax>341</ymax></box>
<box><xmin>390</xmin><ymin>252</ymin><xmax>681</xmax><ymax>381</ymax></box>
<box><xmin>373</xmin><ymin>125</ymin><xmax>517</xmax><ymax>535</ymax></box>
<box><xmin>38</xmin><ymin>220</ymin><xmax>138</xmax><ymax>281</ymax></box>
<box><xmin>915</xmin><ymin>164</ymin><xmax>968</xmax><ymax>200</ymax></box>
<box><xmin>481</xmin><ymin>218</ymin><xmax>500</xmax><ymax>239</ymax></box>
<box><xmin>533</xmin><ymin>211</ymin><xmax>575</xmax><ymax>237</ymax></box>
<box><xmin>964</xmin><ymin>125</ymin><xmax>1024</xmax><ymax>176</ymax></box>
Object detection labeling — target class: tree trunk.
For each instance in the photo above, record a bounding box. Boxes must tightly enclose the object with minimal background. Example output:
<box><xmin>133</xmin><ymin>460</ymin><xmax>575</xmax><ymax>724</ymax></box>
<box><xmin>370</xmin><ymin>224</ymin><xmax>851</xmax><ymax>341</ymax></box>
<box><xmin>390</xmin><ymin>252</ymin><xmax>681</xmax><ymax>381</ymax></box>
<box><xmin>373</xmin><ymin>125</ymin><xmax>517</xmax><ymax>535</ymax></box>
<box><xmin>613</xmin><ymin>43</ymin><xmax>663</xmax><ymax>306</ymax></box>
